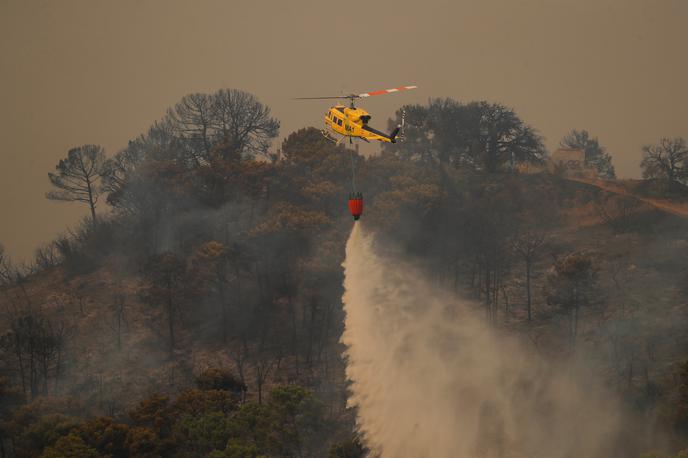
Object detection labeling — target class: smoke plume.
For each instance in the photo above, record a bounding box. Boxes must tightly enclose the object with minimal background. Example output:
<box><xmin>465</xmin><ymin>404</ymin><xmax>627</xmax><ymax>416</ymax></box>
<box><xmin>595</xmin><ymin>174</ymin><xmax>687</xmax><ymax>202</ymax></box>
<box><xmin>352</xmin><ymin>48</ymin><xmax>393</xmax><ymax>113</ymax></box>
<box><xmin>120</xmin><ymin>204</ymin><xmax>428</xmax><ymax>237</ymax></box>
<box><xmin>341</xmin><ymin>224</ymin><xmax>622</xmax><ymax>458</ymax></box>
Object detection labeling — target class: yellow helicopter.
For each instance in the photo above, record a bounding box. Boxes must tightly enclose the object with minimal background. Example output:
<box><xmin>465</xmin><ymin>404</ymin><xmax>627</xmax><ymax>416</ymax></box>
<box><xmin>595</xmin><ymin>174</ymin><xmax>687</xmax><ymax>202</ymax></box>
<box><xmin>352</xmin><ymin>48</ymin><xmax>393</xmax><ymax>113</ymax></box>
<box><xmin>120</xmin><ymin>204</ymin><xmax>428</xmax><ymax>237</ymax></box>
<box><xmin>295</xmin><ymin>85</ymin><xmax>417</xmax><ymax>144</ymax></box>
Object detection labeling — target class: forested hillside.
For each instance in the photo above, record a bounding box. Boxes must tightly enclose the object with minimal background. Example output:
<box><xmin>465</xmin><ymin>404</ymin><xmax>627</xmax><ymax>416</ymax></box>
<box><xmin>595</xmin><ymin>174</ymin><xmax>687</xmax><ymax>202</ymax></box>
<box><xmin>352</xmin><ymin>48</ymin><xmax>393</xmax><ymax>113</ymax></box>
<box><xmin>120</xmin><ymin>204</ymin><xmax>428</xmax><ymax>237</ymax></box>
<box><xmin>1</xmin><ymin>89</ymin><xmax>688</xmax><ymax>457</ymax></box>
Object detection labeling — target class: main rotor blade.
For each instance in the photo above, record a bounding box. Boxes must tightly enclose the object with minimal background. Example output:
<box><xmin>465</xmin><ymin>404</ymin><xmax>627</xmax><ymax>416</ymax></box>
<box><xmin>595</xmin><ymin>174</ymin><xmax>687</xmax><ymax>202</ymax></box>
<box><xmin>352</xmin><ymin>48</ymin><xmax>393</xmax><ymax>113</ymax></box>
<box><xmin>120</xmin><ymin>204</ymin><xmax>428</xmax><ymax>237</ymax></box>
<box><xmin>293</xmin><ymin>96</ymin><xmax>352</xmax><ymax>100</ymax></box>
<box><xmin>358</xmin><ymin>85</ymin><xmax>418</xmax><ymax>98</ymax></box>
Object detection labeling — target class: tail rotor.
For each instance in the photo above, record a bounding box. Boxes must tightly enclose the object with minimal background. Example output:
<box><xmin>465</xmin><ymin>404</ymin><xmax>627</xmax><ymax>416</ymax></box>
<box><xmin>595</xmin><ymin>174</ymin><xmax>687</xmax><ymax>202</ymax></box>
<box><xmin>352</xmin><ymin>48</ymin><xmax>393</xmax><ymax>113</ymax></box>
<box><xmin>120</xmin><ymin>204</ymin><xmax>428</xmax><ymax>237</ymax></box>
<box><xmin>390</xmin><ymin>109</ymin><xmax>407</xmax><ymax>143</ymax></box>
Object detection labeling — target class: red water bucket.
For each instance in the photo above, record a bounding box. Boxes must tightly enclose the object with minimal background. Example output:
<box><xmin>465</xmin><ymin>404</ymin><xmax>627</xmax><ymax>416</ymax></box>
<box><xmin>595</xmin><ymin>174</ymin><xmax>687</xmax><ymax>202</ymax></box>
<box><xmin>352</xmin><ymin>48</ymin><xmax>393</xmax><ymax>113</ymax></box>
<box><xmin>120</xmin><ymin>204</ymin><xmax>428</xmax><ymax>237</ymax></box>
<box><xmin>348</xmin><ymin>192</ymin><xmax>363</xmax><ymax>220</ymax></box>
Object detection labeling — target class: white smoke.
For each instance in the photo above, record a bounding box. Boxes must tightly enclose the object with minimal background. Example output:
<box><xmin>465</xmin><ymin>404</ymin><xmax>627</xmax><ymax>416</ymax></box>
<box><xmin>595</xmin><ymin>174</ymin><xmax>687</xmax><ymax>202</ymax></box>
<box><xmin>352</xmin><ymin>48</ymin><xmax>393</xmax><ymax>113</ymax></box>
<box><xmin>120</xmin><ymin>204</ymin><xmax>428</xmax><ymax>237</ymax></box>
<box><xmin>341</xmin><ymin>224</ymin><xmax>621</xmax><ymax>458</ymax></box>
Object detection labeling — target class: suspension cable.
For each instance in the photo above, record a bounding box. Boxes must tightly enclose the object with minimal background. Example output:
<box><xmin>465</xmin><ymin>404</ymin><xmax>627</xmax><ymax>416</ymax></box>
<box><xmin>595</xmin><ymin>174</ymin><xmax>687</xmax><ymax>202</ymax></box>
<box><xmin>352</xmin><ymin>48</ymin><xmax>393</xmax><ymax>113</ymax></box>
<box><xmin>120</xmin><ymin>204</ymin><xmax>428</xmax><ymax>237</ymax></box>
<box><xmin>350</xmin><ymin>148</ymin><xmax>357</xmax><ymax>194</ymax></box>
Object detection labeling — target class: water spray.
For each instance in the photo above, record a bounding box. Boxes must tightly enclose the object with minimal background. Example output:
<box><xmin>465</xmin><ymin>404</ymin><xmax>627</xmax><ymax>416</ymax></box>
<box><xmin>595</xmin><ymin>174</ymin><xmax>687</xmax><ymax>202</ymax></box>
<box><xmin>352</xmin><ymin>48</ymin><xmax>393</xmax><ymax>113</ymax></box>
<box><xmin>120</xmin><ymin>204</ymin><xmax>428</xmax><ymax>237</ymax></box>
<box><xmin>340</xmin><ymin>225</ymin><xmax>621</xmax><ymax>458</ymax></box>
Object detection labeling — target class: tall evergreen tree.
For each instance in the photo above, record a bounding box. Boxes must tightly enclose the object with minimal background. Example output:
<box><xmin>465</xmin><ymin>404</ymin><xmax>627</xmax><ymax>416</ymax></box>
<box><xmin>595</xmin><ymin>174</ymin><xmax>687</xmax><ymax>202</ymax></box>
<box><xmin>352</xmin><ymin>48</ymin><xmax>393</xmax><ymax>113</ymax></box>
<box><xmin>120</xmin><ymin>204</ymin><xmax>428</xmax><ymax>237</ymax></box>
<box><xmin>46</xmin><ymin>145</ymin><xmax>105</xmax><ymax>224</ymax></box>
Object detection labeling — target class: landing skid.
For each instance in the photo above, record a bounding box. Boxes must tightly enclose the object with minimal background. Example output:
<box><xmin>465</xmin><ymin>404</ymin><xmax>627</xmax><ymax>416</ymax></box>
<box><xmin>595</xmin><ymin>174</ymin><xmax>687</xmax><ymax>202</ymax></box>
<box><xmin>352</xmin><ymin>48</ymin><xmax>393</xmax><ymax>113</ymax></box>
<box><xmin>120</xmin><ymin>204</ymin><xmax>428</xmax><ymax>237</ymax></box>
<box><xmin>320</xmin><ymin>130</ymin><xmax>369</xmax><ymax>145</ymax></box>
<box><xmin>321</xmin><ymin>130</ymin><xmax>342</xmax><ymax>144</ymax></box>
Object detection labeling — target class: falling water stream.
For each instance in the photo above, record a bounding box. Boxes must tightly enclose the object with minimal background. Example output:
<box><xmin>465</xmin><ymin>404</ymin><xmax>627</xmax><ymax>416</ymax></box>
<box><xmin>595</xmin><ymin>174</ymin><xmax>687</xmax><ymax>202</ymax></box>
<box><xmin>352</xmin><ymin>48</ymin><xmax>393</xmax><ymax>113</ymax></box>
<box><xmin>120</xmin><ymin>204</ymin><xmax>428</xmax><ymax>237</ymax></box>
<box><xmin>340</xmin><ymin>224</ymin><xmax>621</xmax><ymax>458</ymax></box>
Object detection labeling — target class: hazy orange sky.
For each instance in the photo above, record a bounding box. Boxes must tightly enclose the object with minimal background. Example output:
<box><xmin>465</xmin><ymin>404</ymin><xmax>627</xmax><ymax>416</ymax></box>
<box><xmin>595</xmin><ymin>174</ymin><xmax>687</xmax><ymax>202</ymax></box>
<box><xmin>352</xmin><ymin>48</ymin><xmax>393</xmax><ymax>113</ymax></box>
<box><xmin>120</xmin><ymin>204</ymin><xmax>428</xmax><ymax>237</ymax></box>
<box><xmin>1</xmin><ymin>0</ymin><xmax>686</xmax><ymax>262</ymax></box>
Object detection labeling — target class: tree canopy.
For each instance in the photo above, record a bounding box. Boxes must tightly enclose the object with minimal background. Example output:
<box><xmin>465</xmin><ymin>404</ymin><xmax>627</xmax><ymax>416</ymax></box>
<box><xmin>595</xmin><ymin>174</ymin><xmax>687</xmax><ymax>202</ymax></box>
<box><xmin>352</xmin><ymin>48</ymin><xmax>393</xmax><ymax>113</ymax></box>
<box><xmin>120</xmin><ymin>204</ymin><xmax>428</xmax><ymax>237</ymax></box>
<box><xmin>166</xmin><ymin>89</ymin><xmax>279</xmax><ymax>163</ymax></box>
<box><xmin>46</xmin><ymin>144</ymin><xmax>106</xmax><ymax>223</ymax></box>
<box><xmin>641</xmin><ymin>137</ymin><xmax>687</xmax><ymax>184</ymax></box>
<box><xmin>384</xmin><ymin>98</ymin><xmax>547</xmax><ymax>172</ymax></box>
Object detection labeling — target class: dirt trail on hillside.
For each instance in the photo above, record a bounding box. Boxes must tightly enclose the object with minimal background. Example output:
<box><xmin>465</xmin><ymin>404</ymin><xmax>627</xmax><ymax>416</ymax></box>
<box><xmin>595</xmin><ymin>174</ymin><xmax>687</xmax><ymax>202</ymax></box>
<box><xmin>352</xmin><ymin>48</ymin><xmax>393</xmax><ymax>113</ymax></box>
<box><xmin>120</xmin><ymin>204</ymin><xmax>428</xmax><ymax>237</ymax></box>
<box><xmin>568</xmin><ymin>177</ymin><xmax>688</xmax><ymax>218</ymax></box>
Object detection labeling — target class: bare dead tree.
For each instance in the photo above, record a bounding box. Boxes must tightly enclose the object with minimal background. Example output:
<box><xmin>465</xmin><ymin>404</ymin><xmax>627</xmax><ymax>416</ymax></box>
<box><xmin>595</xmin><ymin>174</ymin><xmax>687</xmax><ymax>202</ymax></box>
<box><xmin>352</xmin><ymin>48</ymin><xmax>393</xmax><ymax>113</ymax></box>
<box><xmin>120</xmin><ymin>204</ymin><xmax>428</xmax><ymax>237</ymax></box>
<box><xmin>110</xmin><ymin>289</ymin><xmax>127</xmax><ymax>352</ymax></box>
<box><xmin>254</xmin><ymin>351</ymin><xmax>279</xmax><ymax>405</ymax></box>
<box><xmin>229</xmin><ymin>336</ymin><xmax>249</xmax><ymax>403</ymax></box>
<box><xmin>545</xmin><ymin>252</ymin><xmax>599</xmax><ymax>348</ymax></box>
<box><xmin>640</xmin><ymin>137</ymin><xmax>687</xmax><ymax>183</ymax></box>
<box><xmin>100</xmin><ymin>142</ymin><xmax>147</xmax><ymax>195</ymax></box>
<box><xmin>593</xmin><ymin>195</ymin><xmax>640</xmax><ymax>234</ymax></box>
<box><xmin>251</xmin><ymin>336</ymin><xmax>285</xmax><ymax>405</ymax></box>
<box><xmin>47</xmin><ymin>145</ymin><xmax>106</xmax><ymax>224</ymax></box>
<box><xmin>139</xmin><ymin>253</ymin><xmax>191</xmax><ymax>357</ymax></box>
<box><xmin>101</xmin><ymin>120</ymin><xmax>183</xmax><ymax>214</ymax></box>
<box><xmin>211</xmin><ymin>89</ymin><xmax>279</xmax><ymax>160</ymax></box>
<box><xmin>31</xmin><ymin>243</ymin><xmax>60</xmax><ymax>272</ymax></box>
<box><xmin>512</xmin><ymin>229</ymin><xmax>546</xmax><ymax>321</ymax></box>
<box><xmin>189</xmin><ymin>241</ymin><xmax>235</xmax><ymax>342</ymax></box>
<box><xmin>316</xmin><ymin>301</ymin><xmax>334</xmax><ymax>367</ymax></box>
<box><xmin>167</xmin><ymin>93</ymin><xmax>215</xmax><ymax>164</ymax></box>
<box><xmin>38</xmin><ymin>320</ymin><xmax>65</xmax><ymax>395</ymax></box>
<box><xmin>163</xmin><ymin>89</ymin><xmax>279</xmax><ymax>164</ymax></box>
<box><xmin>0</xmin><ymin>310</ymin><xmax>65</xmax><ymax>399</ymax></box>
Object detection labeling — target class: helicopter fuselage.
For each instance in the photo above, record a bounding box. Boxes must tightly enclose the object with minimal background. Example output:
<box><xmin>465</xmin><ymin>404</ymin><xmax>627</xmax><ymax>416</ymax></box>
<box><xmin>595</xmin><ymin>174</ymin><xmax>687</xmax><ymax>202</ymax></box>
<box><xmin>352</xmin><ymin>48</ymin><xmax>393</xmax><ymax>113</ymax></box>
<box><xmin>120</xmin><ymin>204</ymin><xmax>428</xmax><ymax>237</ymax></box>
<box><xmin>324</xmin><ymin>105</ymin><xmax>397</xmax><ymax>143</ymax></box>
